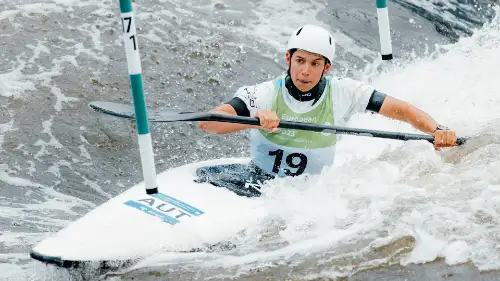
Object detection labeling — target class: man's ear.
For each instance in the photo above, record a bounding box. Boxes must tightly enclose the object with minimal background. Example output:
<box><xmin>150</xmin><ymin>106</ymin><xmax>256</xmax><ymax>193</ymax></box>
<box><xmin>286</xmin><ymin>51</ymin><xmax>291</xmax><ymax>67</ymax></box>
<box><xmin>323</xmin><ymin>62</ymin><xmax>332</xmax><ymax>74</ymax></box>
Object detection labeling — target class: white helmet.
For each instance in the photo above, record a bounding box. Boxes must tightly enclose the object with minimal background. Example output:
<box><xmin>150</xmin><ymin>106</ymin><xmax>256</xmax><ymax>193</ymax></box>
<box><xmin>286</xmin><ymin>25</ymin><xmax>335</xmax><ymax>64</ymax></box>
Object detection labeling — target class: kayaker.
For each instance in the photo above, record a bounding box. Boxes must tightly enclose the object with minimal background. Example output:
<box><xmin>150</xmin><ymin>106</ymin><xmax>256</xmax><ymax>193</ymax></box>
<box><xmin>197</xmin><ymin>24</ymin><xmax>457</xmax><ymax>196</ymax></box>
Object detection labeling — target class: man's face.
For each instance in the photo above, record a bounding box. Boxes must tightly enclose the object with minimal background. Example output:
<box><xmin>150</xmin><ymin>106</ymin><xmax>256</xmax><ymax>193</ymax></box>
<box><xmin>286</xmin><ymin>49</ymin><xmax>331</xmax><ymax>92</ymax></box>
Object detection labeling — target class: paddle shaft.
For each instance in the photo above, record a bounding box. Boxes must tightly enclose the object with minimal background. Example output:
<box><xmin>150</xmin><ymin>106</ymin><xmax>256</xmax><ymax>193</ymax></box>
<box><xmin>87</xmin><ymin>102</ymin><xmax>467</xmax><ymax>146</ymax></box>
<box><xmin>200</xmin><ymin>113</ymin><xmax>467</xmax><ymax>145</ymax></box>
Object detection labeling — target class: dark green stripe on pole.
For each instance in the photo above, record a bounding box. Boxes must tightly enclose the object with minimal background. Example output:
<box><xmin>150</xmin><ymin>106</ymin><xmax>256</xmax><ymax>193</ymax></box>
<box><xmin>376</xmin><ymin>0</ymin><xmax>387</xmax><ymax>8</ymax></box>
<box><xmin>130</xmin><ymin>74</ymin><xmax>149</xmax><ymax>135</ymax></box>
<box><xmin>119</xmin><ymin>0</ymin><xmax>132</xmax><ymax>13</ymax></box>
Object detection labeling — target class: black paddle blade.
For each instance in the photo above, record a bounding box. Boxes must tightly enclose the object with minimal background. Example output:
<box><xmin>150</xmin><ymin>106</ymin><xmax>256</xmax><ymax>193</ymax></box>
<box><xmin>149</xmin><ymin>111</ymin><xmax>211</xmax><ymax>122</ymax></box>
<box><xmin>88</xmin><ymin>101</ymin><xmax>210</xmax><ymax>122</ymax></box>
<box><xmin>456</xmin><ymin>137</ymin><xmax>468</xmax><ymax>146</ymax></box>
<box><xmin>89</xmin><ymin>101</ymin><xmax>136</xmax><ymax>119</ymax></box>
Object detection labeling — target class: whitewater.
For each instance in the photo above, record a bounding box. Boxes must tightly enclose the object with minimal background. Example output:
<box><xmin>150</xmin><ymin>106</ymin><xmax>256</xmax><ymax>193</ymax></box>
<box><xmin>0</xmin><ymin>0</ymin><xmax>499</xmax><ymax>280</ymax></box>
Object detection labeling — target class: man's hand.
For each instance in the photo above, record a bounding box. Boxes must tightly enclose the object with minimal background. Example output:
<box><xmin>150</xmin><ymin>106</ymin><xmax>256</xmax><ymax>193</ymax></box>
<box><xmin>433</xmin><ymin>128</ymin><xmax>457</xmax><ymax>150</ymax></box>
<box><xmin>255</xmin><ymin>110</ymin><xmax>280</xmax><ymax>133</ymax></box>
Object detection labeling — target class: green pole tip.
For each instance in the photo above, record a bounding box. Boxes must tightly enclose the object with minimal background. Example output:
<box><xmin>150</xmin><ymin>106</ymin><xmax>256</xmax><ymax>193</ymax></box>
<box><xmin>119</xmin><ymin>0</ymin><xmax>133</xmax><ymax>13</ymax></box>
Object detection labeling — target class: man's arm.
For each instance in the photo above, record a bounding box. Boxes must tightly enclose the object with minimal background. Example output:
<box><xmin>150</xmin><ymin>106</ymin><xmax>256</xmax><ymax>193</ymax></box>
<box><xmin>377</xmin><ymin>94</ymin><xmax>457</xmax><ymax>148</ymax></box>
<box><xmin>198</xmin><ymin>103</ymin><xmax>260</xmax><ymax>134</ymax></box>
<box><xmin>199</xmin><ymin>81</ymin><xmax>280</xmax><ymax>134</ymax></box>
<box><xmin>348</xmin><ymin>82</ymin><xmax>441</xmax><ymax>134</ymax></box>
<box><xmin>378</xmin><ymin>95</ymin><xmax>438</xmax><ymax>134</ymax></box>
<box><xmin>337</xmin><ymin>78</ymin><xmax>457</xmax><ymax>148</ymax></box>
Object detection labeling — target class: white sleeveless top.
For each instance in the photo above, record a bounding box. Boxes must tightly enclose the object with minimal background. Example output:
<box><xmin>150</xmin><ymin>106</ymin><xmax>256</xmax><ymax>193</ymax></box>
<box><xmin>232</xmin><ymin>74</ymin><xmax>375</xmax><ymax>177</ymax></box>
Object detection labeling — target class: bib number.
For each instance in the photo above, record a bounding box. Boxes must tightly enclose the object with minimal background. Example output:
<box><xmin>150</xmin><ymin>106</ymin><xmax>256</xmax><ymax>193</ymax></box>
<box><xmin>268</xmin><ymin>149</ymin><xmax>307</xmax><ymax>176</ymax></box>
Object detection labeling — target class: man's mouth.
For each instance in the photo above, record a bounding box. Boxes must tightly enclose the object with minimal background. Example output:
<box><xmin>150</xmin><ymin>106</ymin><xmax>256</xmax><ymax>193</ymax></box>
<box><xmin>296</xmin><ymin>79</ymin><xmax>311</xmax><ymax>84</ymax></box>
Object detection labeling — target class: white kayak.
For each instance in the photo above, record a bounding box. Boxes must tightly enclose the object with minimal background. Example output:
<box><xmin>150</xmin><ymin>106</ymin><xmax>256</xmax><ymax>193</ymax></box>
<box><xmin>30</xmin><ymin>158</ymin><xmax>266</xmax><ymax>267</ymax></box>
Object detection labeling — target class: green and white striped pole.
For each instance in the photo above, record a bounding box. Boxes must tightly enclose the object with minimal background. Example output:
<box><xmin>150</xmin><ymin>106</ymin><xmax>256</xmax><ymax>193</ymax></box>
<box><xmin>376</xmin><ymin>0</ymin><xmax>393</xmax><ymax>60</ymax></box>
<box><xmin>118</xmin><ymin>0</ymin><xmax>158</xmax><ymax>194</ymax></box>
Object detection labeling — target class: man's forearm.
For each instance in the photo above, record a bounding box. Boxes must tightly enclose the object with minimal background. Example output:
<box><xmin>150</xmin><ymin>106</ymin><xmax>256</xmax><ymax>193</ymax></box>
<box><xmin>404</xmin><ymin>104</ymin><xmax>439</xmax><ymax>134</ymax></box>
<box><xmin>198</xmin><ymin>105</ymin><xmax>259</xmax><ymax>134</ymax></box>
<box><xmin>379</xmin><ymin>96</ymin><xmax>439</xmax><ymax>134</ymax></box>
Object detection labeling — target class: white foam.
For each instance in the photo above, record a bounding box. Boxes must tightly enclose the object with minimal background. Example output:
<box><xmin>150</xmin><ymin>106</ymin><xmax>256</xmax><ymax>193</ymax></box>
<box><xmin>26</xmin><ymin>41</ymin><xmax>51</xmax><ymax>65</ymax></box>
<box><xmin>442</xmin><ymin>240</ymin><xmax>470</xmax><ymax>265</ymax></box>
<box><xmin>22</xmin><ymin>187</ymin><xmax>96</xmax><ymax>220</ymax></box>
<box><xmin>0</xmin><ymin>57</ymin><xmax>37</xmax><ymax>98</ymax></box>
<box><xmin>0</xmin><ymin>44</ymin><xmax>79</xmax><ymax>110</ymax></box>
<box><xmin>403</xmin><ymin>0</ymin><xmax>478</xmax><ymax>31</ymax></box>
<box><xmin>48</xmin><ymin>85</ymin><xmax>79</xmax><ymax>112</ymax></box>
<box><xmin>0</xmin><ymin>232</ymin><xmax>48</xmax><ymax>248</ymax></box>
<box><xmin>245</xmin><ymin>0</ymin><xmax>375</xmax><ymax>59</ymax></box>
<box><xmin>33</xmin><ymin>117</ymin><xmax>63</xmax><ymax>160</ymax></box>
<box><xmin>139</xmin><ymin>28</ymin><xmax>164</xmax><ymax>43</ymax></box>
<box><xmin>0</xmin><ymin>167</ymin><xmax>97</xmax><ymax>239</ymax></box>
<box><xmin>0</xmin><ymin>120</ymin><xmax>16</xmax><ymax>149</ymax></box>
<box><xmin>0</xmin><ymin>164</ymin><xmax>44</xmax><ymax>188</ymax></box>
<box><xmin>0</xmin><ymin>254</ymin><xmax>69</xmax><ymax>281</ymax></box>
<box><xmin>70</xmin><ymin>41</ymin><xmax>109</xmax><ymax>62</ymax></box>
<box><xmin>141</xmin><ymin>0</ymin><xmax>374</xmax><ymax>66</ymax></box>
<box><xmin>1</xmin><ymin>0</ymin><xmax>113</xmax><ymax>111</ymax></box>
<box><xmin>80</xmin><ymin>175</ymin><xmax>112</xmax><ymax>199</ymax></box>
<box><xmin>76</xmin><ymin>23</ymin><xmax>105</xmax><ymax>51</ymax></box>
<box><xmin>79</xmin><ymin>145</ymin><xmax>91</xmax><ymax>160</ymax></box>
<box><xmin>0</xmin><ymin>3</ymin><xmax>64</xmax><ymax>22</ymax></box>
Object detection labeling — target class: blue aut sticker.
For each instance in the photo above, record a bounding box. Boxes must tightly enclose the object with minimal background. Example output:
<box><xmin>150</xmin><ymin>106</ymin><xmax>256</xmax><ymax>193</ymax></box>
<box><xmin>124</xmin><ymin>192</ymin><xmax>204</xmax><ymax>225</ymax></box>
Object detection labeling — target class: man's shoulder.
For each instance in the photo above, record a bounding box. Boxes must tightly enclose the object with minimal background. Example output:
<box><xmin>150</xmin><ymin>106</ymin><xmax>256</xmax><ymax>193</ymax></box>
<box><xmin>249</xmin><ymin>74</ymin><xmax>285</xmax><ymax>90</ymax></box>
<box><xmin>242</xmin><ymin>78</ymin><xmax>276</xmax><ymax>93</ymax></box>
<box><xmin>327</xmin><ymin>76</ymin><xmax>359</xmax><ymax>85</ymax></box>
<box><xmin>233</xmin><ymin>75</ymin><xmax>284</xmax><ymax>109</ymax></box>
<box><xmin>328</xmin><ymin>76</ymin><xmax>374</xmax><ymax>92</ymax></box>
<box><xmin>235</xmin><ymin>75</ymin><xmax>283</xmax><ymax>98</ymax></box>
